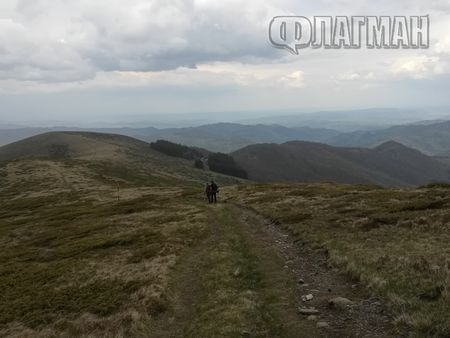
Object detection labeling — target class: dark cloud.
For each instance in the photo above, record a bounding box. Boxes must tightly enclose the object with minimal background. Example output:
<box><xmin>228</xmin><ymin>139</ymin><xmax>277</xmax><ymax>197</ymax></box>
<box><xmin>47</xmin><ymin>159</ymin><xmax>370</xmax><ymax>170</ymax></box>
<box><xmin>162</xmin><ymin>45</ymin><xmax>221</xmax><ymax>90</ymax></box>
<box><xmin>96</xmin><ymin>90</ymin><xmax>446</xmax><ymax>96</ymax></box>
<box><xmin>0</xmin><ymin>0</ymin><xmax>283</xmax><ymax>82</ymax></box>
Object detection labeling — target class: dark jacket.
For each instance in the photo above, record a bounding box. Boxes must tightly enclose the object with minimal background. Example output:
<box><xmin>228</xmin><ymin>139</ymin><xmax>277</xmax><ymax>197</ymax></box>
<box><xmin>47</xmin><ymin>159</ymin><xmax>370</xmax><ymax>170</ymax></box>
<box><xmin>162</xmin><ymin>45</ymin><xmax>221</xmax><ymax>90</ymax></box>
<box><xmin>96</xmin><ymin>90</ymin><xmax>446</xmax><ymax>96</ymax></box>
<box><xmin>211</xmin><ymin>183</ymin><xmax>218</xmax><ymax>193</ymax></box>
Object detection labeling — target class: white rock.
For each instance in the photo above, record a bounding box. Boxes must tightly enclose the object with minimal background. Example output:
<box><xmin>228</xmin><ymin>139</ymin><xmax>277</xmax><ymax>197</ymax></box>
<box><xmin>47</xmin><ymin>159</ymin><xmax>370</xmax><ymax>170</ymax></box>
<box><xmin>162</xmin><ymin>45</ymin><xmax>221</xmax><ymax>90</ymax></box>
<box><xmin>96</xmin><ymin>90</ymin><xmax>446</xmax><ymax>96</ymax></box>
<box><xmin>329</xmin><ymin>297</ymin><xmax>354</xmax><ymax>309</ymax></box>
<box><xmin>298</xmin><ymin>307</ymin><xmax>320</xmax><ymax>315</ymax></box>
<box><xmin>302</xmin><ymin>294</ymin><xmax>314</xmax><ymax>301</ymax></box>
<box><xmin>317</xmin><ymin>321</ymin><xmax>329</xmax><ymax>328</ymax></box>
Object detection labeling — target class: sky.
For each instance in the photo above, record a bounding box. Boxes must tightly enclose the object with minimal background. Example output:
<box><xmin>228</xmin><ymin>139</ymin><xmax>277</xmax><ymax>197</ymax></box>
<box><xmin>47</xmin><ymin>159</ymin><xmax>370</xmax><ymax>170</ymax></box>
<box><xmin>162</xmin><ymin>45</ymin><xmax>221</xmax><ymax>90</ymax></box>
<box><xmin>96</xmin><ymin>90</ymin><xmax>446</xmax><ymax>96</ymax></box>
<box><xmin>0</xmin><ymin>0</ymin><xmax>450</xmax><ymax>123</ymax></box>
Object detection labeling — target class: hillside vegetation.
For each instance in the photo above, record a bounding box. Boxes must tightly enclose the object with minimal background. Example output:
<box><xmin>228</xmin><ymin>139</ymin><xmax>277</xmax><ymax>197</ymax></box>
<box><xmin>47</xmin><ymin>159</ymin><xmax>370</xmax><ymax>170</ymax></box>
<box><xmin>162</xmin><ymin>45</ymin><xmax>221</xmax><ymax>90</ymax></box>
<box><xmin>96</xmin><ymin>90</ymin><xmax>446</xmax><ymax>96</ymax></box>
<box><xmin>2</xmin><ymin>131</ymin><xmax>450</xmax><ymax>337</ymax></box>
<box><xmin>149</xmin><ymin>139</ymin><xmax>205</xmax><ymax>161</ymax></box>
<box><xmin>232</xmin><ymin>140</ymin><xmax>450</xmax><ymax>187</ymax></box>
<box><xmin>0</xmin><ymin>132</ymin><xmax>241</xmax><ymax>186</ymax></box>
<box><xmin>208</xmin><ymin>152</ymin><xmax>248</xmax><ymax>179</ymax></box>
<box><xmin>0</xmin><ymin>132</ymin><xmax>319</xmax><ymax>337</ymax></box>
<box><xmin>229</xmin><ymin>183</ymin><xmax>450</xmax><ymax>337</ymax></box>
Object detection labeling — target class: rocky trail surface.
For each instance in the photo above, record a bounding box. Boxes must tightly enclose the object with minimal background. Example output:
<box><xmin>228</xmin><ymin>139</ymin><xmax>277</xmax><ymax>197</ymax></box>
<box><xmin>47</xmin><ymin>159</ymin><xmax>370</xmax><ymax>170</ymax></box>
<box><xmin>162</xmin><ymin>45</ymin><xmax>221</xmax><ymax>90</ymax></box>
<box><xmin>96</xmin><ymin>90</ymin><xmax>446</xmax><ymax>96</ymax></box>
<box><xmin>226</xmin><ymin>203</ymin><xmax>397</xmax><ymax>337</ymax></box>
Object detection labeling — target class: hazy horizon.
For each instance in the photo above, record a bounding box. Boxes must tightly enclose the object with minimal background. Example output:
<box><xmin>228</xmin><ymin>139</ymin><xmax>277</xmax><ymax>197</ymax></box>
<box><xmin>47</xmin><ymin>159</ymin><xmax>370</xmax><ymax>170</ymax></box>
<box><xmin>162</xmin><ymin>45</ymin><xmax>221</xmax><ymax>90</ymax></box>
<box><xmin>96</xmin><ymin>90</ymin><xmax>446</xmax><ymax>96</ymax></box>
<box><xmin>1</xmin><ymin>106</ymin><xmax>450</xmax><ymax>129</ymax></box>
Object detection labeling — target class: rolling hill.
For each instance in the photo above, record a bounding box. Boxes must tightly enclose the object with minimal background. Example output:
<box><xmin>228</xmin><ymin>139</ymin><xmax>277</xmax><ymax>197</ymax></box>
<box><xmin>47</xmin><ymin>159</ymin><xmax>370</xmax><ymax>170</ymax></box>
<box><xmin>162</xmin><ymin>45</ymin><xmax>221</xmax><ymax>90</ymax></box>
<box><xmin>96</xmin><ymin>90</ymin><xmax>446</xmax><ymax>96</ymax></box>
<box><xmin>0</xmin><ymin>127</ymin><xmax>159</xmax><ymax>148</ymax></box>
<box><xmin>0</xmin><ymin>123</ymin><xmax>340</xmax><ymax>153</ymax></box>
<box><xmin>0</xmin><ymin>131</ymin><xmax>240</xmax><ymax>188</ymax></box>
<box><xmin>6</xmin><ymin>119</ymin><xmax>450</xmax><ymax>156</ymax></box>
<box><xmin>232</xmin><ymin>140</ymin><xmax>450</xmax><ymax>187</ymax></box>
<box><xmin>327</xmin><ymin>120</ymin><xmax>450</xmax><ymax>156</ymax></box>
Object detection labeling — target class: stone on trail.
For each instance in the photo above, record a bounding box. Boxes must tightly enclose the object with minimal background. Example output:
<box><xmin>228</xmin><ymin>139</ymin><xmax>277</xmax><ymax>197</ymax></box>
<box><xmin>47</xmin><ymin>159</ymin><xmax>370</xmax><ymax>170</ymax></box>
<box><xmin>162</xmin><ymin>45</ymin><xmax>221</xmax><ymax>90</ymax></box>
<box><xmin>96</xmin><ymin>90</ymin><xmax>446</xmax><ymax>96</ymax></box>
<box><xmin>307</xmin><ymin>315</ymin><xmax>319</xmax><ymax>321</ymax></box>
<box><xmin>328</xmin><ymin>296</ymin><xmax>354</xmax><ymax>309</ymax></box>
<box><xmin>298</xmin><ymin>307</ymin><xmax>320</xmax><ymax>315</ymax></box>
<box><xmin>241</xmin><ymin>330</ymin><xmax>251</xmax><ymax>337</ymax></box>
<box><xmin>302</xmin><ymin>294</ymin><xmax>314</xmax><ymax>301</ymax></box>
<box><xmin>317</xmin><ymin>321</ymin><xmax>329</xmax><ymax>328</ymax></box>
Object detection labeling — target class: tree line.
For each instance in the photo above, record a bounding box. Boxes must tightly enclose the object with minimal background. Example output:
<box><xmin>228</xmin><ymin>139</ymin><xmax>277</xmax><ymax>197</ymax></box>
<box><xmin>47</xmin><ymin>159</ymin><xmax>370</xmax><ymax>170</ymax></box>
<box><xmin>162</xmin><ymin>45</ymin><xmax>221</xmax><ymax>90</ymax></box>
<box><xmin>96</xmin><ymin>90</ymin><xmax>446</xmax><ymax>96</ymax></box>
<box><xmin>150</xmin><ymin>140</ymin><xmax>247</xmax><ymax>179</ymax></box>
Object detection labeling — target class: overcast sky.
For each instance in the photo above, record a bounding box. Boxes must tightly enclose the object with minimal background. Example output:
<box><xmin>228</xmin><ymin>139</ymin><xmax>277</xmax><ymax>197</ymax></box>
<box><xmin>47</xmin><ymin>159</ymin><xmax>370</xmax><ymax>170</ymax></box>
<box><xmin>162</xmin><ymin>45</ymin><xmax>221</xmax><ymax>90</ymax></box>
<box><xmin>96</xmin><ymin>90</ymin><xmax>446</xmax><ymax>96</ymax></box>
<box><xmin>0</xmin><ymin>0</ymin><xmax>450</xmax><ymax>123</ymax></box>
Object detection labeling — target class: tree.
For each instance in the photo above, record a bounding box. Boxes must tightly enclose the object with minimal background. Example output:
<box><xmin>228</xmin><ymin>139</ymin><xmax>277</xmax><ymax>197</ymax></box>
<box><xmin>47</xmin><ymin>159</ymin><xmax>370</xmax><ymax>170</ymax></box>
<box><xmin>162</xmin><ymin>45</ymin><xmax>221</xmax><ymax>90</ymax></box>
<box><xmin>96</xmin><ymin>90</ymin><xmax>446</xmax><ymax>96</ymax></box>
<box><xmin>208</xmin><ymin>153</ymin><xmax>247</xmax><ymax>179</ymax></box>
<box><xmin>150</xmin><ymin>140</ymin><xmax>202</xmax><ymax>160</ymax></box>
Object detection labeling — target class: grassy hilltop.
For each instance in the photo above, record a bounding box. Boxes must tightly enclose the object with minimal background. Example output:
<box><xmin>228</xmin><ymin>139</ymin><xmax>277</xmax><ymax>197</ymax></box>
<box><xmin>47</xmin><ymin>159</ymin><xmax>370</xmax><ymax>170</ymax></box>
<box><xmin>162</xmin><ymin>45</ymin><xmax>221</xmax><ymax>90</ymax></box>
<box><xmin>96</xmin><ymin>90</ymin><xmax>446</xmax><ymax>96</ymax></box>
<box><xmin>0</xmin><ymin>132</ymin><xmax>310</xmax><ymax>337</ymax></box>
<box><xmin>1</xmin><ymin>132</ymin><xmax>450</xmax><ymax>337</ymax></box>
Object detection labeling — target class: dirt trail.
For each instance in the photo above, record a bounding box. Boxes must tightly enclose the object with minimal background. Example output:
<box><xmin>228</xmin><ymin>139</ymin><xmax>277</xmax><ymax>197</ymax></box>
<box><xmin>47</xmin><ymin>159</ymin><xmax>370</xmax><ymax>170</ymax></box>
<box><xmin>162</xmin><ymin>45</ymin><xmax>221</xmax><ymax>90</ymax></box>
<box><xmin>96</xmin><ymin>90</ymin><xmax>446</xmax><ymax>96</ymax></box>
<box><xmin>232</xmin><ymin>204</ymin><xmax>397</xmax><ymax>338</ymax></box>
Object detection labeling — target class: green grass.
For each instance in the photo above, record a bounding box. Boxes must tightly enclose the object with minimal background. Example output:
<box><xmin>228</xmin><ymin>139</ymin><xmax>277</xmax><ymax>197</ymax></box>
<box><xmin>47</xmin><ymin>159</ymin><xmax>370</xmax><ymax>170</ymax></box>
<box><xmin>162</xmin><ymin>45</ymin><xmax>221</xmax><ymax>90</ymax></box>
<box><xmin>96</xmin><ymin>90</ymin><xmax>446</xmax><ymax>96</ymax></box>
<box><xmin>0</xmin><ymin>151</ymin><xmax>250</xmax><ymax>337</ymax></box>
<box><xmin>9</xmin><ymin>143</ymin><xmax>450</xmax><ymax>336</ymax></box>
<box><xmin>1</xmin><ymin>273</ymin><xmax>142</xmax><ymax>328</ymax></box>
<box><xmin>231</xmin><ymin>183</ymin><xmax>450</xmax><ymax>337</ymax></box>
<box><xmin>0</xmin><ymin>178</ymin><xmax>209</xmax><ymax>336</ymax></box>
<box><xmin>161</xmin><ymin>204</ymin><xmax>317</xmax><ymax>338</ymax></box>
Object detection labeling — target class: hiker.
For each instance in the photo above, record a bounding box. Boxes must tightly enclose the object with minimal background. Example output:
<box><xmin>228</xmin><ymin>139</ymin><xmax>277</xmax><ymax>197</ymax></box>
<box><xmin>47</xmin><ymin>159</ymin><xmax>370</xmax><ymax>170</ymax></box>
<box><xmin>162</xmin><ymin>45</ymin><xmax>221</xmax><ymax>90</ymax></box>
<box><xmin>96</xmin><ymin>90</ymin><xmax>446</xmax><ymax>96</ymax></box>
<box><xmin>205</xmin><ymin>183</ymin><xmax>213</xmax><ymax>203</ymax></box>
<box><xmin>210</xmin><ymin>180</ymin><xmax>219</xmax><ymax>204</ymax></box>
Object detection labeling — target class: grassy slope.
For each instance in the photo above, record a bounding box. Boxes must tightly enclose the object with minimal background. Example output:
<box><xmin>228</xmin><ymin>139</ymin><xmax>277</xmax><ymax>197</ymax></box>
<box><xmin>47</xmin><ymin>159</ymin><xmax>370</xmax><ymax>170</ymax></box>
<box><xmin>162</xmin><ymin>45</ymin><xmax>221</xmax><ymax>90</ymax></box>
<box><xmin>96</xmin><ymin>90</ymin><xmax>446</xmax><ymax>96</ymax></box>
<box><xmin>0</xmin><ymin>162</ymin><xmax>314</xmax><ymax>337</ymax></box>
<box><xmin>0</xmin><ymin>133</ymin><xmax>310</xmax><ymax>337</ymax></box>
<box><xmin>0</xmin><ymin>156</ymin><xmax>208</xmax><ymax>336</ymax></box>
<box><xmin>3</xmin><ymin>131</ymin><xmax>450</xmax><ymax>337</ymax></box>
<box><xmin>229</xmin><ymin>183</ymin><xmax>450</xmax><ymax>337</ymax></box>
<box><xmin>0</xmin><ymin>131</ymin><xmax>243</xmax><ymax>188</ymax></box>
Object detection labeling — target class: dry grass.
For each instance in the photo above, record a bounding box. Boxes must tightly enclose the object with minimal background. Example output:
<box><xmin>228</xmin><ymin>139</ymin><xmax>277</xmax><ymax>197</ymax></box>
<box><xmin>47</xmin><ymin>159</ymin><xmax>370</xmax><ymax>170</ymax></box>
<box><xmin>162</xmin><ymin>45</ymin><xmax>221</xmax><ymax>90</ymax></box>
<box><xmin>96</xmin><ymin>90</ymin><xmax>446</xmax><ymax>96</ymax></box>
<box><xmin>228</xmin><ymin>183</ymin><xmax>450</xmax><ymax>337</ymax></box>
<box><xmin>0</xmin><ymin>190</ymin><xmax>210</xmax><ymax>337</ymax></box>
<box><xmin>0</xmin><ymin>152</ymin><xmax>289</xmax><ymax>337</ymax></box>
<box><xmin>0</xmin><ymin>156</ymin><xmax>213</xmax><ymax>337</ymax></box>
<box><xmin>158</xmin><ymin>203</ymin><xmax>316</xmax><ymax>338</ymax></box>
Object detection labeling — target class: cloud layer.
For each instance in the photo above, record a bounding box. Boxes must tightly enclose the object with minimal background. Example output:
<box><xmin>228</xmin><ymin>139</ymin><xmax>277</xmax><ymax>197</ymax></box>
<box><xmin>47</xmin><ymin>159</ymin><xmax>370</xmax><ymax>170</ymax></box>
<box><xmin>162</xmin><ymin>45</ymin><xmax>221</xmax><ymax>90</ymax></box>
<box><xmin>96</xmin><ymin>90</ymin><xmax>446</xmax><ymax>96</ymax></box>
<box><xmin>0</xmin><ymin>0</ymin><xmax>287</xmax><ymax>83</ymax></box>
<box><xmin>0</xmin><ymin>0</ymin><xmax>450</xmax><ymax>120</ymax></box>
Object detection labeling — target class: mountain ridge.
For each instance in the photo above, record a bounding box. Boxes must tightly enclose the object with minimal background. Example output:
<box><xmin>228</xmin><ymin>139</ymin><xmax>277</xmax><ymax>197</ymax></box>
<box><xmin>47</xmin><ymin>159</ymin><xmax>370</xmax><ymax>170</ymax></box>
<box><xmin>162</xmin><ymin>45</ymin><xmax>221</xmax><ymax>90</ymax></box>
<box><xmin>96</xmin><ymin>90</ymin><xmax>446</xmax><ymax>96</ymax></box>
<box><xmin>0</xmin><ymin>123</ymin><xmax>340</xmax><ymax>153</ymax></box>
<box><xmin>232</xmin><ymin>140</ymin><xmax>450</xmax><ymax>187</ymax></box>
<box><xmin>327</xmin><ymin>120</ymin><xmax>450</xmax><ymax>156</ymax></box>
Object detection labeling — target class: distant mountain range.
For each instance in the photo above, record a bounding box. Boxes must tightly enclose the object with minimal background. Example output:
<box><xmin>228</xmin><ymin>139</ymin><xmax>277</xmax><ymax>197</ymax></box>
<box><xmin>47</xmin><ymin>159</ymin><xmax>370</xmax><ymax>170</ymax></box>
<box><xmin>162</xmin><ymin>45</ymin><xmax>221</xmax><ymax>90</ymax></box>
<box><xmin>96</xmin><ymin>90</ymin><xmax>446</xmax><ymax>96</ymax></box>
<box><xmin>238</xmin><ymin>108</ymin><xmax>450</xmax><ymax>131</ymax></box>
<box><xmin>232</xmin><ymin>140</ymin><xmax>450</xmax><ymax>187</ymax></box>
<box><xmin>1</xmin><ymin>131</ymin><xmax>449</xmax><ymax>187</ymax></box>
<box><xmin>2</xmin><ymin>118</ymin><xmax>450</xmax><ymax>157</ymax></box>
<box><xmin>327</xmin><ymin>120</ymin><xmax>450</xmax><ymax>156</ymax></box>
<box><xmin>0</xmin><ymin>124</ymin><xmax>339</xmax><ymax>153</ymax></box>
<box><xmin>142</xmin><ymin>123</ymin><xmax>340</xmax><ymax>153</ymax></box>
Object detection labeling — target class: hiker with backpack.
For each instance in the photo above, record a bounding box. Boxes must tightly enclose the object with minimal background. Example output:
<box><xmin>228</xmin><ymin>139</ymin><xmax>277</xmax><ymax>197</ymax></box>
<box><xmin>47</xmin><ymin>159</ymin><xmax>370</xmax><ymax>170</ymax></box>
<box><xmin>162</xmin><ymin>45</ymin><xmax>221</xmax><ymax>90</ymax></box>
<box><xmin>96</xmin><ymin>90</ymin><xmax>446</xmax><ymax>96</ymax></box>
<box><xmin>210</xmin><ymin>180</ymin><xmax>219</xmax><ymax>204</ymax></box>
<box><xmin>205</xmin><ymin>183</ymin><xmax>213</xmax><ymax>203</ymax></box>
